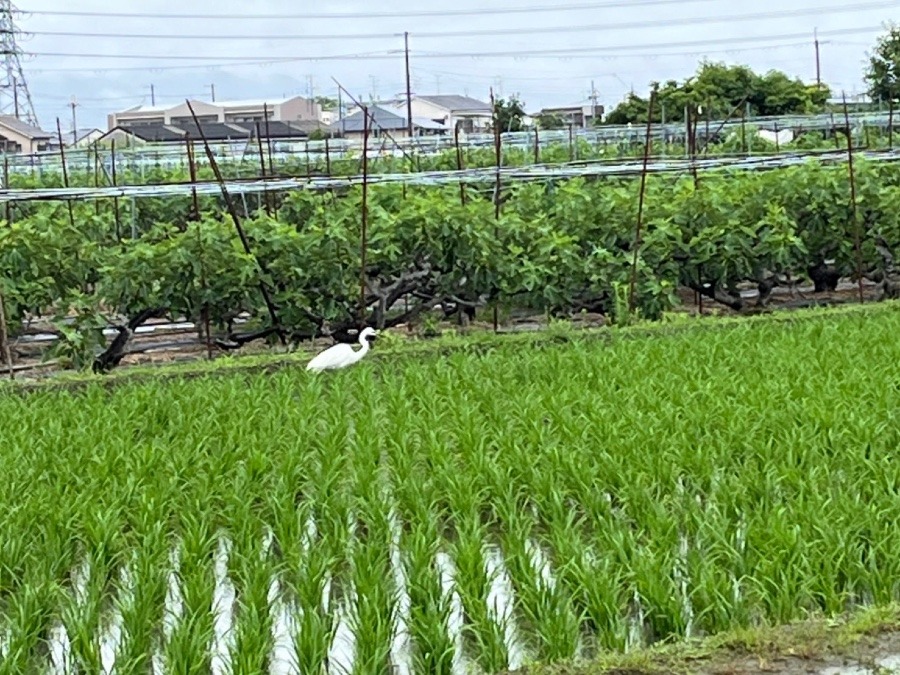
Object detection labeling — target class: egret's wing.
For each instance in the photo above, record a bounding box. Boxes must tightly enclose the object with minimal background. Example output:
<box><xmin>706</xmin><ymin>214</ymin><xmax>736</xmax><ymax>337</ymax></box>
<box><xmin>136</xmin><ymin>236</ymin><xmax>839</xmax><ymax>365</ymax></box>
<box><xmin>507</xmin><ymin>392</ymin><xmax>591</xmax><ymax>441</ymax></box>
<box><xmin>306</xmin><ymin>343</ymin><xmax>354</xmax><ymax>371</ymax></box>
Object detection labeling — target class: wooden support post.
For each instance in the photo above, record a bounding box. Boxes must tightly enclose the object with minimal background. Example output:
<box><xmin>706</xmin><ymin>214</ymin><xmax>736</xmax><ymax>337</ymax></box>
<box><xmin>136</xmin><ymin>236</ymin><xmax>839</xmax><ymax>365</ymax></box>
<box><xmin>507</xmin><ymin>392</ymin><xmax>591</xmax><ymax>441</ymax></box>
<box><xmin>629</xmin><ymin>90</ymin><xmax>656</xmax><ymax>316</ymax></box>
<box><xmin>842</xmin><ymin>93</ymin><xmax>865</xmax><ymax>304</ymax></box>
<box><xmin>359</xmin><ymin>106</ymin><xmax>370</xmax><ymax>325</ymax></box>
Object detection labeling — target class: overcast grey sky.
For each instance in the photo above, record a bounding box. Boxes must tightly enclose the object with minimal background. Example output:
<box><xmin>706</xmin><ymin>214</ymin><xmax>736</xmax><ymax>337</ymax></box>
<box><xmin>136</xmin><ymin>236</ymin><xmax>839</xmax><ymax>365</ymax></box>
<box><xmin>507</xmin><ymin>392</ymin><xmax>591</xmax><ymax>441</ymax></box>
<box><xmin>13</xmin><ymin>0</ymin><xmax>900</xmax><ymax>130</ymax></box>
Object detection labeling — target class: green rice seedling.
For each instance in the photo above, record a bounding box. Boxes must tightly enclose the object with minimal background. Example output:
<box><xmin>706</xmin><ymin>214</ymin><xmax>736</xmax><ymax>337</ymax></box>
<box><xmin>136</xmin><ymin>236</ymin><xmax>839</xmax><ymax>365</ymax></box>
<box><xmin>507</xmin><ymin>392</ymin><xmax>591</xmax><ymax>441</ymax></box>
<box><xmin>0</xmin><ymin>576</ymin><xmax>59</xmax><ymax>675</ymax></box>
<box><xmin>225</xmin><ymin>500</ymin><xmax>276</xmax><ymax>675</ymax></box>
<box><xmin>682</xmin><ymin>507</ymin><xmax>751</xmax><ymax>636</ymax></box>
<box><xmin>113</xmin><ymin>538</ymin><xmax>168</xmax><ymax>673</ymax></box>
<box><xmin>347</xmin><ymin>499</ymin><xmax>397</xmax><ymax>674</ymax></box>
<box><xmin>291</xmin><ymin>544</ymin><xmax>338</xmax><ymax>674</ymax></box>
<box><xmin>402</xmin><ymin>520</ymin><xmax>455</xmax><ymax>675</ymax></box>
<box><xmin>449</xmin><ymin>516</ymin><xmax>509</xmax><ymax>674</ymax></box>
<box><xmin>382</xmin><ymin>400</ymin><xmax>456</xmax><ymax>674</ymax></box>
<box><xmin>109</xmin><ymin>489</ymin><xmax>172</xmax><ymax>671</ymax></box>
<box><xmin>494</xmin><ymin>488</ymin><xmax>580</xmax><ymax>663</ymax></box>
<box><xmin>164</xmin><ymin>512</ymin><xmax>218</xmax><ymax>674</ymax></box>
<box><xmin>60</xmin><ymin>557</ymin><xmax>104</xmax><ymax>673</ymax></box>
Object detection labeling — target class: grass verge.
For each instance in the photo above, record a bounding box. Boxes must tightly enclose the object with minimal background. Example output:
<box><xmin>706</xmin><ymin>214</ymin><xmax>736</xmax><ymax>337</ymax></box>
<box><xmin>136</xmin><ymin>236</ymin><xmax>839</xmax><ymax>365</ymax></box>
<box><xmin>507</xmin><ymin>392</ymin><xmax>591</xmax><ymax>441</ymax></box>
<box><xmin>514</xmin><ymin>604</ymin><xmax>900</xmax><ymax>674</ymax></box>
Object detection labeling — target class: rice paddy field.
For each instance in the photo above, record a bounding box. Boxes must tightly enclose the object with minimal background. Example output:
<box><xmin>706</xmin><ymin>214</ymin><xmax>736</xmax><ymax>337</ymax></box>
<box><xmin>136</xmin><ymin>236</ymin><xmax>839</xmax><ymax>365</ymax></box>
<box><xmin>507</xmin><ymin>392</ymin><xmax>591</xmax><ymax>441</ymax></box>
<box><xmin>1</xmin><ymin>305</ymin><xmax>899</xmax><ymax>674</ymax></box>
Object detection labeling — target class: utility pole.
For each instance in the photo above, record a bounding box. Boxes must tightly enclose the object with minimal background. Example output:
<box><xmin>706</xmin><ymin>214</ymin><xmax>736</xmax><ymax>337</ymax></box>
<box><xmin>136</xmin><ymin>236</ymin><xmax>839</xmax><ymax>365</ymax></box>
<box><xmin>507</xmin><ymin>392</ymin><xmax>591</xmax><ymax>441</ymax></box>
<box><xmin>149</xmin><ymin>84</ymin><xmax>156</xmax><ymax>106</ymax></box>
<box><xmin>404</xmin><ymin>31</ymin><xmax>413</xmax><ymax>138</ymax></box>
<box><xmin>207</xmin><ymin>83</ymin><xmax>216</xmax><ymax>102</ymax></box>
<box><xmin>69</xmin><ymin>96</ymin><xmax>78</xmax><ymax>145</ymax></box>
<box><xmin>814</xmin><ymin>28</ymin><xmax>821</xmax><ymax>87</ymax></box>
<box><xmin>306</xmin><ymin>75</ymin><xmax>314</xmax><ymax>99</ymax></box>
<box><xmin>589</xmin><ymin>79</ymin><xmax>599</xmax><ymax>128</ymax></box>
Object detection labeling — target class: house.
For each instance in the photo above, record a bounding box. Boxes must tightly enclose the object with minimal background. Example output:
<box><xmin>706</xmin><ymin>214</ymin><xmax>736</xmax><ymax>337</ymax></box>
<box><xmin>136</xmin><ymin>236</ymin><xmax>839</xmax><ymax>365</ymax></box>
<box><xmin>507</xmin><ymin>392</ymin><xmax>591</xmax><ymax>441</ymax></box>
<box><xmin>70</xmin><ymin>127</ymin><xmax>104</xmax><ymax>147</ymax></box>
<box><xmin>107</xmin><ymin>95</ymin><xmax>322</xmax><ymax>130</ymax></box>
<box><xmin>350</xmin><ymin>94</ymin><xmax>493</xmax><ymax>134</ymax></box>
<box><xmin>406</xmin><ymin>95</ymin><xmax>493</xmax><ymax>133</ymax></box>
<box><xmin>537</xmin><ymin>104</ymin><xmax>604</xmax><ymax>129</ymax></box>
<box><xmin>0</xmin><ymin>116</ymin><xmax>53</xmax><ymax>154</ymax></box>
<box><xmin>330</xmin><ymin>105</ymin><xmax>446</xmax><ymax>139</ymax></box>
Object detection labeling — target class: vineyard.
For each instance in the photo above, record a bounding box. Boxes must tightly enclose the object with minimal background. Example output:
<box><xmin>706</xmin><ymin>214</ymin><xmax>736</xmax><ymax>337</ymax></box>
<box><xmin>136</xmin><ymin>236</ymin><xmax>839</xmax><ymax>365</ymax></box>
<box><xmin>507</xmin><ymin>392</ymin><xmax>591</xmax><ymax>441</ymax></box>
<box><xmin>1</xmin><ymin>304</ymin><xmax>898</xmax><ymax>673</ymax></box>
<box><xmin>2</xmin><ymin>143</ymin><xmax>900</xmax><ymax>373</ymax></box>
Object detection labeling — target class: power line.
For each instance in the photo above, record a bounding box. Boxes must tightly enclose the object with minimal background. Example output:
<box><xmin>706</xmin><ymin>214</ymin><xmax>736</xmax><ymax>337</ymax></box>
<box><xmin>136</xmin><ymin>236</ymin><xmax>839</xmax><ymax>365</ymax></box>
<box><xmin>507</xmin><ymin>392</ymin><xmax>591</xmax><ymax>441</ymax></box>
<box><xmin>22</xmin><ymin>26</ymin><xmax>879</xmax><ymax>76</ymax></box>
<box><xmin>23</xmin><ymin>25</ymin><xmax>883</xmax><ymax>65</ymax></box>
<box><xmin>413</xmin><ymin>51</ymin><xmax>815</xmax><ymax>84</ymax></box>
<box><xmin>17</xmin><ymin>0</ymin><xmax>721</xmax><ymax>21</ymax></box>
<box><xmin>17</xmin><ymin>2</ymin><xmax>900</xmax><ymax>42</ymax></box>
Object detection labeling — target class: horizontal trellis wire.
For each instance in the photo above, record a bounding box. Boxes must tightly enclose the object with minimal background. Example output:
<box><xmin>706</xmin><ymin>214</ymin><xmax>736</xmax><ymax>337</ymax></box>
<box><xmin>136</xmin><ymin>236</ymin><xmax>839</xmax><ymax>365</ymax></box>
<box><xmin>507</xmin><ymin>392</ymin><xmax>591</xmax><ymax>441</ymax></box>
<box><xmin>2</xmin><ymin>147</ymin><xmax>899</xmax><ymax>204</ymax></box>
<box><xmin>4</xmin><ymin>108</ymin><xmax>894</xmax><ymax>172</ymax></box>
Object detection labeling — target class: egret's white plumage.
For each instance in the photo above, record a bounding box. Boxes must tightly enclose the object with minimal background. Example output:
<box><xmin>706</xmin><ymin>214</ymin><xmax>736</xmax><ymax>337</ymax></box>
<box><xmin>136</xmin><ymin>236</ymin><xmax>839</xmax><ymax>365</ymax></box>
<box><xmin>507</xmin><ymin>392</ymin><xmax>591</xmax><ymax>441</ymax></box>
<box><xmin>306</xmin><ymin>327</ymin><xmax>378</xmax><ymax>372</ymax></box>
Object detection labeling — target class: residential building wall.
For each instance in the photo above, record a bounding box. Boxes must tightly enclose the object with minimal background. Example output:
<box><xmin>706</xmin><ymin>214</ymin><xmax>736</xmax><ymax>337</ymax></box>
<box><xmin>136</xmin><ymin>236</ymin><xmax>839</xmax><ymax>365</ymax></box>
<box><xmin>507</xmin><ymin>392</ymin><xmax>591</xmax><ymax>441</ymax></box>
<box><xmin>0</xmin><ymin>120</ymin><xmax>52</xmax><ymax>153</ymax></box>
<box><xmin>274</xmin><ymin>97</ymin><xmax>321</xmax><ymax>121</ymax></box>
<box><xmin>0</xmin><ymin>131</ymin><xmax>48</xmax><ymax>153</ymax></box>
<box><xmin>109</xmin><ymin>96</ymin><xmax>321</xmax><ymax>130</ymax></box>
<box><xmin>405</xmin><ymin>99</ymin><xmax>491</xmax><ymax>133</ymax></box>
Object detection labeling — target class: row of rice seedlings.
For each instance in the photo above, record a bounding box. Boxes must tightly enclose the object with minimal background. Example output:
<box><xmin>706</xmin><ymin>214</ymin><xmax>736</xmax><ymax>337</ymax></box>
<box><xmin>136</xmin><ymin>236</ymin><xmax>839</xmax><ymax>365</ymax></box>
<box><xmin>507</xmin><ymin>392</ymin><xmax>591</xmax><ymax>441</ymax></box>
<box><xmin>492</xmin><ymin>488</ymin><xmax>581</xmax><ymax>663</ymax></box>
<box><xmin>61</xmin><ymin>504</ymin><xmax>131</xmax><ymax>673</ymax></box>
<box><xmin>164</xmin><ymin>511</ymin><xmax>218</xmax><ymax>673</ymax></box>
<box><xmin>345</xmin><ymin>382</ymin><xmax>401</xmax><ymax>675</ymax></box>
<box><xmin>383</xmin><ymin>418</ymin><xmax>457</xmax><ymax>675</ymax></box>
<box><xmin>282</xmin><ymin>505</ymin><xmax>340</xmax><ymax>674</ymax></box>
<box><xmin>0</xmin><ymin>573</ymin><xmax>59</xmax><ymax>674</ymax></box>
<box><xmin>398</xmin><ymin>510</ymin><xmax>455</xmax><ymax>675</ymax></box>
<box><xmin>224</xmin><ymin>495</ymin><xmax>276</xmax><ymax>674</ymax></box>
<box><xmin>114</xmin><ymin>499</ymin><xmax>171</xmax><ymax>672</ymax></box>
<box><xmin>444</xmin><ymin>472</ymin><xmax>510</xmax><ymax>674</ymax></box>
<box><xmin>347</xmin><ymin>505</ymin><xmax>397</xmax><ymax>674</ymax></box>
<box><xmin>113</xmin><ymin>486</ymin><xmax>174</xmax><ymax>672</ymax></box>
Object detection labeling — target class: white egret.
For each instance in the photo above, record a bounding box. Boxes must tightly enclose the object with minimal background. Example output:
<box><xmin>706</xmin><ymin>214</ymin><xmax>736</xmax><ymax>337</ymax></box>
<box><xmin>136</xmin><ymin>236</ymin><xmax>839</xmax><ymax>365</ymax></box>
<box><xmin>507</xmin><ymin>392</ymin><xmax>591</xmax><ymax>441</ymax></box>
<box><xmin>306</xmin><ymin>327</ymin><xmax>378</xmax><ymax>372</ymax></box>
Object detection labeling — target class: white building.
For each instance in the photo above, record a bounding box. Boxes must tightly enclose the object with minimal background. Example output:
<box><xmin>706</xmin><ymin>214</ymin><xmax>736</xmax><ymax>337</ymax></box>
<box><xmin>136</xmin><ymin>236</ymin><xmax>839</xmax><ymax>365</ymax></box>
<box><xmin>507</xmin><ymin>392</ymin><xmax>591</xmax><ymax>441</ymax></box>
<box><xmin>107</xmin><ymin>95</ymin><xmax>323</xmax><ymax>130</ymax></box>
<box><xmin>350</xmin><ymin>94</ymin><xmax>493</xmax><ymax>134</ymax></box>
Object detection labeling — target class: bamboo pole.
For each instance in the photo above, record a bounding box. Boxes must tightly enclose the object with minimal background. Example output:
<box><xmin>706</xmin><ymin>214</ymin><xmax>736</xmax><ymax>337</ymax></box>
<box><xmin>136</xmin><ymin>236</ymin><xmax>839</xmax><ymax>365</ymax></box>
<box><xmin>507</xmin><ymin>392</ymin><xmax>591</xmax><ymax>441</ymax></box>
<box><xmin>628</xmin><ymin>91</ymin><xmax>656</xmax><ymax>316</ymax></box>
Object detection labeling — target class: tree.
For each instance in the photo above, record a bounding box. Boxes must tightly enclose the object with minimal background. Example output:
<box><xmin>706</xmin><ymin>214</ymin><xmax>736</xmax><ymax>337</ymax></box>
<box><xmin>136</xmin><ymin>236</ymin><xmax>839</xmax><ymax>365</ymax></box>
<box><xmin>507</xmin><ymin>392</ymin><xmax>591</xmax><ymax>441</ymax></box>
<box><xmin>314</xmin><ymin>95</ymin><xmax>340</xmax><ymax>111</ymax></box>
<box><xmin>602</xmin><ymin>62</ymin><xmax>830</xmax><ymax>125</ymax></box>
<box><xmin>493</xmin><ymin>96</ymin><xmax>527</xmax><ymax>132</ymax></box>
<box><xmin>534</xmin><ymin>112</ymin><xmax>566</xmax><ymax>130</ymax></box>
<box><xmin>865</xmin><ymin>23</ymin><xmax>900</xmax><ymax>102</ymax></box>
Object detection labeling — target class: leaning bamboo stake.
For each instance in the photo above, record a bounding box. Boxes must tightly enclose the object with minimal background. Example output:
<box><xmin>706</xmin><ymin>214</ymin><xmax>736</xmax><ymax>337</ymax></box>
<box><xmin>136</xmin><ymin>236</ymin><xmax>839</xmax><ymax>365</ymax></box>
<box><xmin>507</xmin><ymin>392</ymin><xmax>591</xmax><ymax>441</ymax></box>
<box><xmin>186</xmin><ymin>100</ymin><xmax>284</xmax><ymax>343</ymax></box>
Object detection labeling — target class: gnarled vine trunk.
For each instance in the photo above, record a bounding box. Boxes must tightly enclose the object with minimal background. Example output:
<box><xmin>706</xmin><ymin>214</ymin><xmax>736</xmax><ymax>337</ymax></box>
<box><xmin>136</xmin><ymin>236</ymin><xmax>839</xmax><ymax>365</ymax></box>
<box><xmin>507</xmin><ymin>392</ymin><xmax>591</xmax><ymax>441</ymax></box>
<box><xmin>92</xmin><ymin>307</ymin><xmax>167</xmax><ymax>374</ymax></box>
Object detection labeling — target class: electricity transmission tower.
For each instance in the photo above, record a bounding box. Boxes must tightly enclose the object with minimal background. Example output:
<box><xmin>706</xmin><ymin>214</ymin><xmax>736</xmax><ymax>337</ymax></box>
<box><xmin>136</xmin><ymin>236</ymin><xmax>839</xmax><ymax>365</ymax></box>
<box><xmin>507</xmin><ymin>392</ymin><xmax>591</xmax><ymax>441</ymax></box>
<box><xmin>0</xmin><ymin>0</ymin><xmax>39</xmax><ymax>126</ymax></box>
